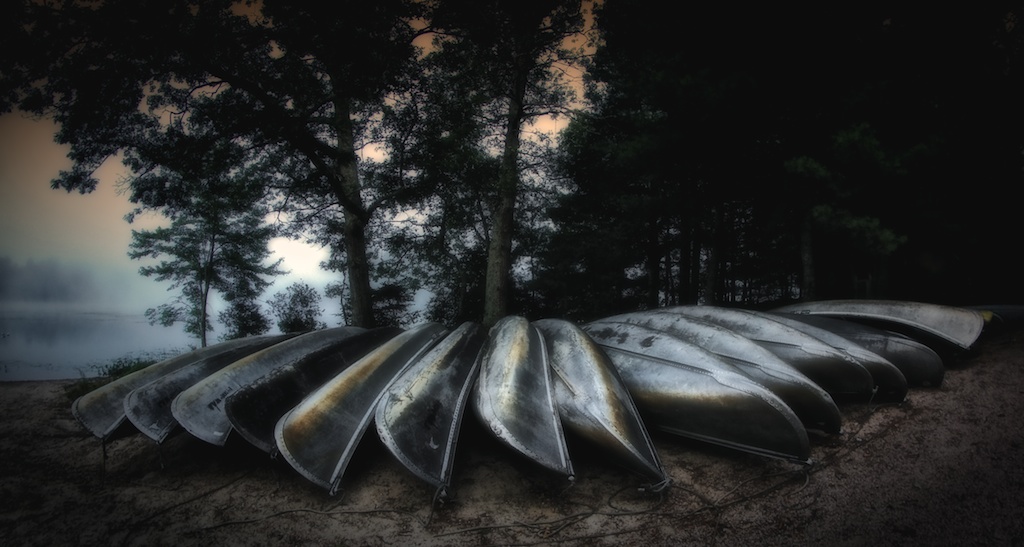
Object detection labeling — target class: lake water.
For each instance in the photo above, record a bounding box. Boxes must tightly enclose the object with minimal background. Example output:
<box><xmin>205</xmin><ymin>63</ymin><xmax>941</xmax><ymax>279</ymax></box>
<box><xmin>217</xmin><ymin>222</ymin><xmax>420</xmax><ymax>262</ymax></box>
<box><xmin>0</xmin><ymin>305</ymin><xmax>196</xmax><ymax>381</ymax></box>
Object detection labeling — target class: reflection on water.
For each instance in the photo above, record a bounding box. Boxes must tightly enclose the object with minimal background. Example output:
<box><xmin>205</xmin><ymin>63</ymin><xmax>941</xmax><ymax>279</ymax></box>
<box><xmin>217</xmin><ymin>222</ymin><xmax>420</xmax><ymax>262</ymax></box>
<box><xmin>0</xmin><ymin>305</ymin><xmax>196</xmax><ymax>381</ymax></box>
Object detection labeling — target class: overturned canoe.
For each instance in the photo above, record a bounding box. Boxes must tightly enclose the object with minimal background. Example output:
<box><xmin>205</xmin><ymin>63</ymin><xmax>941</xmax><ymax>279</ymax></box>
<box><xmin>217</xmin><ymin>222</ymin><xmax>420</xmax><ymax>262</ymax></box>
<box><xmin>758</xmin><ymin>311</ymin><xmax>908</xmax><ymax>403</ymax></box>
<box><xmin>374</xmin><ymin>322</ymin><xmax>487</xmax><ymax>501</ymax></box>
<box><xmin>534</xmin><ymin>319</ymin><xmax>668</xmax><ymax>488</ymax></box>
<box><xmin>774</xmin><ymin>313</ymin><xmax>946</xmax><ymax>387</ymax></box>
<box><xmin>472</xmin><ymin>316</ymin><xmax>574</xmax><ymax>479</ymax></box>
<box><xmin>773</xmin><ymin>299</ymin><xmax>985</xmax><ymax>353</ymax></box>
<box><xmin>658</xmin><ymin>306</ymin><xmax>876</xmax><ymax>401</ymax></box>
<box><xmin>225</xmin><ymin>327</ymin><xmax>403</xmax><ymax>453</ymax></box>
<box><xmin>582</xmin><ymin>321</ymin><xmax>811</xmax><ymax>463</ymax></box>
<box><xmin>589</xmin><ymin>311</ymin><xmax>842</xmax><ymax>434</ymax></box>
<box><xmin>72</xmin><ymin>334</ymin><xmax>295</xmax><ymax>441</ymax></box>
<box><xmin>172</xmin><ymin>326</ymin><xmax>366</xmax><ymax>446</ymax></box>
<box><xmin>124</xmin><ymin>333</ymin><xmax>296</xmax><ymax>443</ymax></box>
<box><xmin>276</xmin><ymin>322</ymin><xmax>449</xmax><ymax>494</ymax></box>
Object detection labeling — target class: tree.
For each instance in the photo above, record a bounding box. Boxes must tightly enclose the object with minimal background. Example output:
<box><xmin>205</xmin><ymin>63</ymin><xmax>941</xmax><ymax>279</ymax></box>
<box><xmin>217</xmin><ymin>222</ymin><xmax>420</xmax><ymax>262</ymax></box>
<box><xmin>412</xmin><ymin>0</ymin><xmax>586</xmax><ymax>326</ymax></box>
<box><xmin>123</xmin><ymin>120</ymin><xmax>283</xmax><ymax>347</ymax></box>
<box><xmin>367</xmin><ymin>52</ymin><xmax>500</xmax><ymax>326</ymax></box>
<box><xmin>219</xmin><ymin>296</ymin><xmax>272</xmax><ymax>340</ymax></box>
<box><xmin>269</xmin><ymin>282</ymin><xmax>326</xmax><ymax>333</ymax></box>
<box><xmin>128</xmin><ymin>180</ymin><xmax>283</xmax><ymax>346</ymax></box>
<box><xmin>541</xmin><ymin>1</ymin><xmax>1024</xmax><ymax>308</ymax></box>
<box><xmin>4</xmin><ymin>0</ymin><xmax>427</xmax><ymax>328</ymax></box>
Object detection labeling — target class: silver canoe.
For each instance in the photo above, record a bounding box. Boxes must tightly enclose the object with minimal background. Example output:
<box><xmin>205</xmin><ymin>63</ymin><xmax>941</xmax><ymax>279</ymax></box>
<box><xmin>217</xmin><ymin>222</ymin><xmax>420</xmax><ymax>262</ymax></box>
<box><xmin>658</xmin><ymin>306</ymin><xmax>876</xmax><ymax>400</ymax></box>
<box><xmin>582</xmin><ymin>321</ymin><xmax>811</xmax><ymax>463</ymax></box>
<box><xmin>589</xmin><ymin>311</ymin><xmax>842</xmax><ymax>434</ymax></box>
<box><xmin>71</xmin><ymin>334</ymin><xmax>296</xmax><ymax>441</ymax></box>
<box><xmin>171</xmin><ymin>326</ymin><xmax>366</xmax><ymax>446</ymax></box>
<box><xmin>533</xmin><ymin>318</ymin><xmax>668</xmax><ymax>489</ymax></box>
<box><xmin>374</xmin><ymin>322</ymin><xmax>488</xmax><ymax>501</ymax></box>
<box><xmin>123</xmin><ymin>333</ymin><xmax>296</xmax><ymax>443</ymax></box>
<box><xmin>773</xmin><ymin>299</ymin><xmax>986</xmax><ymax>352</ymax></box>
<box><xmin>758</xmin><ymin>311</ymin><xmax>908</xmax><ymax>403</ymax></box>
<box><xmin>275</xmin><ymin>322</ymin><xmax>449</xmax><ymax>495</ymax></box>
<box><xmin>471</xmin><ymin>316</ymin><xmax>574</xmax><ymax>479</ymax></box>
<box><xmin>225</xmin><ymin>327</ymin><xmax>403</xmax><ymax>453</ymax></box>
<box><xmin>773</xmin><ymin>313</ymin><xmax>946</xmax><ymax>387</ymax></box>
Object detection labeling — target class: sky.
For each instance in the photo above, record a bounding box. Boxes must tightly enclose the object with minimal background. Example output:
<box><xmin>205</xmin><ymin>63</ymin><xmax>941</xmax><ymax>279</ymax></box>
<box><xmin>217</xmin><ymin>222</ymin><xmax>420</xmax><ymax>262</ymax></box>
<box><xmin>0</xmin><ymin>111</ymin><xmax>340</xmax><ymax>320</ymax></box>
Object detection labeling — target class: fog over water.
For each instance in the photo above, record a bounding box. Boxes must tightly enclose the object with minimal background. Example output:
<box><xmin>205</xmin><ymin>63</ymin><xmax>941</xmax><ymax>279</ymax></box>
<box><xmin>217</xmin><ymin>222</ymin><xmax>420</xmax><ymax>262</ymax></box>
<box><xmin>0</xmin><ymin>113</ymin><xmax>347</xmax><ymax>381</ymax></box>
<box><xmin>0</xmin><ymin>303</ymin><xmax>196</xmax><ymax>381</ymax></box>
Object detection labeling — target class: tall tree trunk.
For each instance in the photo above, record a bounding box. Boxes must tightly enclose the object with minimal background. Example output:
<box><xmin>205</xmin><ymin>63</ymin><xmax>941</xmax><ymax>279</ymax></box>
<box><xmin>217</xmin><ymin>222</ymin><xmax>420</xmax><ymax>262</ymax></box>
<box><xmin>703</xmin><ymin>207</ymin><xmax>721</xmax><ymax>304</ymax></box>
<box><xmin>343</xmin><ymin>211</ymin><xmax>376</xmax><ymax>327</ymax></box>
<box><xmin>800</xmin><ymin>214</ymin><xmax>816</xmax><ymax>301</ymax></box>
<box><xmin>199</xmin><ymin>235</ymin><xmax>217</xmax><ymax>348</ymax></box>
<box><xmin>333</xmin><ymin>97</ymin><xmax>376</xmax><ymax>328</ymax></box>
<box><xmin>482</xmin><ymin>72</ymin><xmax>527</xmax><ymax>328</ymax></box>
<box><xmin>645</xmin><ymin>222</ymin><xmax>661</xmax><ymax>310</ymax></box>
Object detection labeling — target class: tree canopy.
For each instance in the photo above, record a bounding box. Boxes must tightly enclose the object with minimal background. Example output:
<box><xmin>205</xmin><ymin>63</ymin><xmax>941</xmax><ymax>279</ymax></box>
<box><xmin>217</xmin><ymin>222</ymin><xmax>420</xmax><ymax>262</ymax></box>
<box><xmin>535</xmin><ymin>1</ymin><xmax>1024</xmax><ymax>317</ymax></box>
<box><xmin>4</xmin><ymin>1</ymin><xmax>1022</xmax><ymax>329</ymax></box>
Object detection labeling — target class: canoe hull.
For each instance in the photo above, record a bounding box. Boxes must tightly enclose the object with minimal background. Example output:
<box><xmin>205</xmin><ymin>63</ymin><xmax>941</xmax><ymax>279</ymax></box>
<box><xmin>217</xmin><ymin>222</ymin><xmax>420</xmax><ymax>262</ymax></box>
<box><xmin>582</xmin><ymin>321</ymin><xmax>811</xmax><ymax>463</ymax></box>
<box><xmin>775</xmin><ymin>314</ymin><xmax>946</xmax><ymax>387</ymax></box>
<box><xmin>773</xmin><ymin>299</ymin><xmax>985</xmax><ymax>353</ymax></box>
<box><xmin>225</xmin><ymin>327</ymin><xmax>403</xmax><ymax>453</ymax></box>
<box><xmin>590</xmin><ymin>311</ymin><xmax>842</xmax><ymax>434</ymax></box>
<box><xmin>534</xmin><ymin>318</ymin><xmax>667</xmax><ymax>488</ymax></box>
<box><xmin>171</xmin><ymin>326</ymin><xmax>366</xmax><ymax>446</ymax></box>
<box><xmin>275</xmin><ymin>323</ymin><xmax>449</xmax><ymax>494</ymax></box>
<box><xmin>655</xmin><ymin>306</ymin><xmax>876</xmax><ymax>400</ymax></box>
<box><xmin>472</xmin><ymin>316</ymin><xmax>574</xmax><ymax>478</ymax></box>
<box><xmin>72</xmin><ymin>334</ymin><xmax>296</xmax><ymax>441</ymax></box>
<box><xmin>374</xmin><ymin>322</ymin><xmax>487</xmax><ymax>500</ymax></box>
<box><xmin>759</xmin><ymin>311</ymin><xmax>908</xmax><ymax>402</ymax></box>
<box><xmin>123</xmin><ymin>334</ymin><xmax>295</xmax><ymax>443</ymax></box>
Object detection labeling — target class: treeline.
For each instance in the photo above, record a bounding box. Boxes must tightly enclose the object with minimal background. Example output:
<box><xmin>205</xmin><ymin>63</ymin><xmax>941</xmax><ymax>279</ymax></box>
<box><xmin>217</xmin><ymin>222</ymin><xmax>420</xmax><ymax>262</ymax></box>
<box><xmin>3</xmin><ymin>1</ymin><xmax>1021</xmax><ymax>333</ymax></box>
<box><xmin>532</xmin><ymin>3</ymin><xmax>1024</xmax><ymax>320</ymax></box>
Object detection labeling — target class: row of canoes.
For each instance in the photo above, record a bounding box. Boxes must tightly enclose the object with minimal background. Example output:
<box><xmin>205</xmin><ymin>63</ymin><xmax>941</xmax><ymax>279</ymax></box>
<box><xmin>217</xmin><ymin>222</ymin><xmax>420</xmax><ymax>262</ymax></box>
<box><xmin>71</xmin><ymin>299</ymin><xmax>994</xmax><ymax>500</ymax></box>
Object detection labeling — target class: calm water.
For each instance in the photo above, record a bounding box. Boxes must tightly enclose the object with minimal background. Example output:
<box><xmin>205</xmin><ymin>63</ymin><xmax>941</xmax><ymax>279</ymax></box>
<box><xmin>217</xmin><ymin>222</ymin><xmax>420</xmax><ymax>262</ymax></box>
<box><xmin>0</xmin><ymin>305</ymin><xmax>196</xmax><ymax>381</ymax></box>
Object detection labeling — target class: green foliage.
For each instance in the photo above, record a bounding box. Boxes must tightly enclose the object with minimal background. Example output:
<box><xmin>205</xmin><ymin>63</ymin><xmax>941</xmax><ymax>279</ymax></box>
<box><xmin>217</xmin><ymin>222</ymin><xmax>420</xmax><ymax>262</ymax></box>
<box><xmin>811</xmin><ymin>205</ymin><xmax>907</xmax><ymax>257</ymax></box>
<box><xmin>218</xmin><ymin>296</ymin><xmax>272</xmax><ymax>340</ymax></box>
<box><xmin>63</xmin><ymin>354</ymin><xmax>166</xmax><ymax>402</ymax></box>
<box><xmin>131</xmin><ymin>205</ymin><xmax>282</xmax><ymax>346</ymax></box>
<box><xmin>7</xmin><ymin>0</ymin><xmax>1023</xmax><ymax>314</ymax></box>
<box><xmin>538</xmin><ymin>1</ymin><xmax>1024</xmax><ymax>305</ymax></box>
<box><xmin>269</xmin><ymin>282</ymin><xmax>326</xmax><ymax>333</ymax></box>
<box><xmin>4</xmin><ymin>0</ymin><xmax>429</xmax><ymax>329</ymax></box>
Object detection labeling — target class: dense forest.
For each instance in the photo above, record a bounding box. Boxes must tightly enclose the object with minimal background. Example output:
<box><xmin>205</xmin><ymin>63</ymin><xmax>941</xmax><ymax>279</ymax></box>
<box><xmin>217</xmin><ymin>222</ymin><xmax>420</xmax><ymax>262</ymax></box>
<box><xmin>3</xmin><ymin>1</ymin><xmax>1022</xmax><ymax>331</ymax></box>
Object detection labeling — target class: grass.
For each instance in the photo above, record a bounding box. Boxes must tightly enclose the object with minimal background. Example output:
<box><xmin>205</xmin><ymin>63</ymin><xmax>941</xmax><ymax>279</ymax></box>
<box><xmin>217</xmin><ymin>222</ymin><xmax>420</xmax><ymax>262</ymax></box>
<box><xmin>62</xmin><ymin>353</ymin><xmax>167</xmax><ymax>402</ymax></box>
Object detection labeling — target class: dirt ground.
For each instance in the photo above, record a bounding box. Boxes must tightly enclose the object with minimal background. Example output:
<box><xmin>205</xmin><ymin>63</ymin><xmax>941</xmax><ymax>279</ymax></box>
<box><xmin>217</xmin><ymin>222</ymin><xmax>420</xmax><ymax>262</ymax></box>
<box><xmin>2</xmin><ymin>324</ymin><xmax>1023</xmax><ymax>546</ymax></box>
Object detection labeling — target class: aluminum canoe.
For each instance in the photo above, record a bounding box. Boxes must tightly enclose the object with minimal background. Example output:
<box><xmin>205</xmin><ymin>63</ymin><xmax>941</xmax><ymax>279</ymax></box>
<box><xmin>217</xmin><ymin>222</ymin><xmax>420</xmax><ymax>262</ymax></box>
<box><xmin>773</xmin><ymin>299</ymin><xmax>986</xmax><ymax>352</ymax></box>
<box><xmin>374</xmin><ymin>322</ymin><xmax>487</xmax><ymax>501</ymax></box>
<box><xmin>471</xmin><ymin>316</ymin><xmax>574</xmax><ymax>479</ymax></box>
<box><xmin>123</xmin><ymin>333</ymin><xmax>296</xmax><ymax>443</ymax></box>
<box><xmin>171</xmin><ymin>326</ymin><xmax>366</xmax><ymax>446</ymax></box>
<box><xmin>71</xmin><ymin>334</ymin><xmax>296</xmax><ymax>441</ymax></box>
<box><xmin>224</xmin><ymin>327</ymin><xmax>403</xmax><ymax>453</ymax></box>
<box><xmin>758</xmin><ymin>311</ymin><xmax>908</xmax><ymax>403</ymax></box>
<box><xmin>533</xmin><ymin>319</ymin><xmax>668</xmax><ymax>489</ymax></box>
<box><xmin>657</xmin><ymin>306</ymin><xmax>876</xmax><ymax>401</ymax></box>
<box><xmin>773</xmin><ymin>313</ymin><xmax>946</xmax><ymax>387</ymax></box>
<box><xmin>589</xmin><ymin>311</ymin><xmax>842</xmax><ymax>434</ymax></box>
<box><xmin>275</xmin><ymin>322</ymin><xmax>449</xmax><ymax>495</ymax></box>
<box><xmin>582</xmin><ymin>321</ymin><xmax>811</xmax><ymax>463</ymax></box>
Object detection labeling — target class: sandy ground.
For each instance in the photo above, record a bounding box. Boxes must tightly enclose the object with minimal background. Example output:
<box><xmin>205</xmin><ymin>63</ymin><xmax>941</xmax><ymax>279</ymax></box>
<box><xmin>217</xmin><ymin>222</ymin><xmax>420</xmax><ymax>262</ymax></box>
<box><xmin>1</xmin><ymin>324</ymin><xmax>1023</xmax><ymax>546</ymax></box>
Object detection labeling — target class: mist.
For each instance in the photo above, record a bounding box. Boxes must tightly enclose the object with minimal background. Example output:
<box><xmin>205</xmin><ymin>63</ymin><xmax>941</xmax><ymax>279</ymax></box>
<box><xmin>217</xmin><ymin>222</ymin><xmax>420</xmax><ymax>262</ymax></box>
<box><xmin>0</xmin><ymin>256</ymin><xmax>99</xmax><ymax>303</ymax></box>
